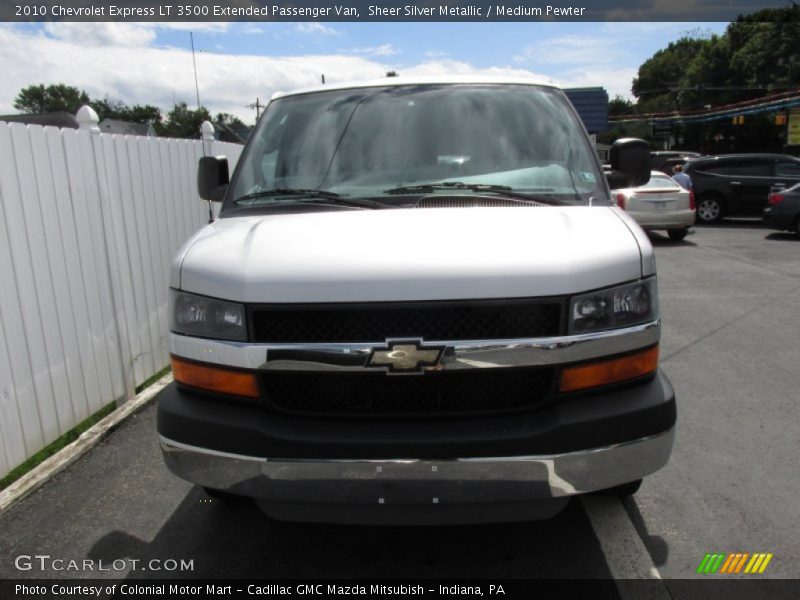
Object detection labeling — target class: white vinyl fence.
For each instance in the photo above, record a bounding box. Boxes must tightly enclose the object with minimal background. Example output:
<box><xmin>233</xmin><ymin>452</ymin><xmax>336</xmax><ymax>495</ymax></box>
<box><xmin>0</xmin><ymin>108</ymin><xmax>243</xmax><ymax>479</ymax></box>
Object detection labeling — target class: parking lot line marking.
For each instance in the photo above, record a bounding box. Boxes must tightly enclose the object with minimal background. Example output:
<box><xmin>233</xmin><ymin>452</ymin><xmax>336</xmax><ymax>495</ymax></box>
<box><xmin>581</xmin><ymin>495</ymin><xmax>671</xmax><ymax>599</ymax></box>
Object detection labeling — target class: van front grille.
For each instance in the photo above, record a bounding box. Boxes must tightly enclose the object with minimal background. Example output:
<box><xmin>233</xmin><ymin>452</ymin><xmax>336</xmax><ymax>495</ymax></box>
<box><xmin>250</xmin><ymin>299</ymin><xmax>563</xmax><ymax>343</ymax></box>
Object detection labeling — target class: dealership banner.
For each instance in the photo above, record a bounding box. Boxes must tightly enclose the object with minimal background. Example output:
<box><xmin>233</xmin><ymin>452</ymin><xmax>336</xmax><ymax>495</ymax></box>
<box><xmin>3</xmin><ymin>579</ymin><xmax>800</xmax><ymax>600</ymax></box>
<box><xmin>3</xmin><ymin>0</ymin><xmax>796</xmax><ymax>22</ymax></box>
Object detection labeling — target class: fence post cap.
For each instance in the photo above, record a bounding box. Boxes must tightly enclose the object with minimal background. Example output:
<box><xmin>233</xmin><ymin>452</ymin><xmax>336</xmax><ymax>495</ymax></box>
<box><xmin>200</xmin><ymin>120</ymin><xmax>215</xmax><ymax>138</ymax></box>
<box><xmin>76</xmin><ymin>105</ymin><xmax>100</xmax><ymax>133</ymax></box>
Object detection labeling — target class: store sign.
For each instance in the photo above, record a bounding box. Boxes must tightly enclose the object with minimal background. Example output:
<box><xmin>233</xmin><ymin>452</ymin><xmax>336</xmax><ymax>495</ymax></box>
<box><xmin>652</xmin><ymin>122</ymin><xmax>672</xmax><ymax>138</ymax></box>
<box><xmin>788</xmin><ymin>109</ymin><xmax>800</xmax><ymax>145</ymax></box>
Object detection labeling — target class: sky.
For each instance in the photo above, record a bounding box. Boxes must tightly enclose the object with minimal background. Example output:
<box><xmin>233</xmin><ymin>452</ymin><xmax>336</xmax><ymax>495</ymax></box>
<box><xmin>0</xmin><ymin>21</ymin><xmax>728</xmax><ymax>124</ymax></box>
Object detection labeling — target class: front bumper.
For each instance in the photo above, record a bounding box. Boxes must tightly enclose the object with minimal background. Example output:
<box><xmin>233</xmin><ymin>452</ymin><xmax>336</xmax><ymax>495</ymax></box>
<box><xmin>161</xmin><ymin>426</ymin><xmax>673</xmax><ymax>501</ymax></box>
<box><xmin>157</xmin><ymin>369</ymin><xmax>676</xmax><ymax>521</ymax></box>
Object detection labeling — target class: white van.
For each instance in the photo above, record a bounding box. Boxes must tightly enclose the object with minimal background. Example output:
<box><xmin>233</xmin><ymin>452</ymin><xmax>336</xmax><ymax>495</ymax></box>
<box><xmin>158</xmin><ymin>76</ymin><xmax>675</xmax><ymax>524</ymax></box>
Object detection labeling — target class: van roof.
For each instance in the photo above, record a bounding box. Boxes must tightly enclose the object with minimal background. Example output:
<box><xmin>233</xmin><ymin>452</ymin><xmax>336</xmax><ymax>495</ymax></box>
<box><xmin>270</xmin><ymin>75</ymin><xmax>560</xmax><ymax>100</ymax></box>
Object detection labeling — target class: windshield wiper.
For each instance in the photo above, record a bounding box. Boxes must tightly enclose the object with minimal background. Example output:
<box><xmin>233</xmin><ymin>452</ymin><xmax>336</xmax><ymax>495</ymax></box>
<box><xmin>383</xmin><ymin>182</ymin><xmax>564</xmax><ymax>205</ymax></box>
<box><xmin>234</xmin><ymin>189</ymin><xmax>388</xmax><ymax>209</ymax></box>
<box><xmin>384</xmin><ymin>182</ymin><xmax>514</xmax><ymax>195</ymax></box>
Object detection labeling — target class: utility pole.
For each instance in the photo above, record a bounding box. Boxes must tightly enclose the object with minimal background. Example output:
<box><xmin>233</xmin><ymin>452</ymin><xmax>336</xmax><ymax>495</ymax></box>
<box><xmin>249</xmin><ymin>97</ymin><xmax>263</xmax><ymax>119</ymax></box>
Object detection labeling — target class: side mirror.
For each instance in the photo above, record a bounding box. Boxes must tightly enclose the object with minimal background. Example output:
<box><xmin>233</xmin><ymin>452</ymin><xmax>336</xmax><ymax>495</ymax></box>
<box><xmin>198</xmin><ymin>156</ymin><xmax>230</xmax><ymax>201</ymax></box>
<box><xmin>606</xmin><ymin>138</ymin><xmax>650</xmax><ymax>190</ymax></box>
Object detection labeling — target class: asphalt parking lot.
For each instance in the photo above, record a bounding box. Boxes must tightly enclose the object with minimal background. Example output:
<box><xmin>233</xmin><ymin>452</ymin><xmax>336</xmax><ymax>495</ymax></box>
<box><xmin>1</xmin><ymin>222</ymin><xmax>799</xmax><ymax>593</ymax></box>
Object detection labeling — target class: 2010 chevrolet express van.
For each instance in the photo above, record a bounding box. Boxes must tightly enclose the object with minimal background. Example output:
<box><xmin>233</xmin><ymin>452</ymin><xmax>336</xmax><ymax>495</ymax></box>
<box><xmin>157</xmin><ymin>76</ymin><xmax>676</xmax><ymax>524</ymax></box>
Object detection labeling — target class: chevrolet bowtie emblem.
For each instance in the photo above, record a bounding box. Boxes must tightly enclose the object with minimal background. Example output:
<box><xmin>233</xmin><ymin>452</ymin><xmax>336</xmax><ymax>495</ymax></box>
<box><xmin>367</xmin><ymin>341</ymin><xmax>444</xmax><ymax>373</ymax></box>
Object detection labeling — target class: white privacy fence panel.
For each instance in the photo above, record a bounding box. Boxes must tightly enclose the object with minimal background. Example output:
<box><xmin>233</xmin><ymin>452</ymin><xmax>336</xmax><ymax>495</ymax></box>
<box><xmin>0</xmin><ymin>120</ymin><xmax>242</xmax><ymax>478</ymax></box>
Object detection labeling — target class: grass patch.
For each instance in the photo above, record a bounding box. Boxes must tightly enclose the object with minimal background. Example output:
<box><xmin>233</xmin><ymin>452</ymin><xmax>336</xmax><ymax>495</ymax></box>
<box><xmin>0</xmin><ymin>365</ymin><xmax>172</xmax><ymax>492</ymax></box>
<box><xmin>135</xmin><ymin>365</ymin><xmax>171</xmax><ymax>395</ymax></box>
<box><xmin>0</xmin><ymin>400</ymin><xmax>116</xmax><ymax>492</ymax></box>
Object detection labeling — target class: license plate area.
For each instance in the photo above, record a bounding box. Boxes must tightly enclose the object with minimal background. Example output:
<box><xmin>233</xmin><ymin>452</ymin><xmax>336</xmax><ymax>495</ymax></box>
<box><xmin>647</xmin><ymin>200</ymin><xmax>676</xmax><ymax>211</ymax></box>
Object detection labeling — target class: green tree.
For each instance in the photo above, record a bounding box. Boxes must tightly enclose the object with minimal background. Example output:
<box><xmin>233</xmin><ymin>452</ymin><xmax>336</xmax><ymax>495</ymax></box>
<box><xmin>626</xmin><ymin>5</ymin><xmax>800</xmax><ymax>152</ymax></box>
<box><xmin>677</xmin><ymin>35</ymin><xmax>737</xmax><ymax>109</ymax></box>
<box><xmin>728</xmin><ymin>19</ymin><xmax>800</xmax><ymax>92</ymax></box>
<box><xmin>632</xmin><ymin>6</ymin><xmax>800</xmax><ymax>114</ymax></box>
<box><xmin>608</xmin><ymin>95</ymin><xmax>636</xmax><ymax>117</ymax></box>
<box><xmin>632</xmin><ymin>37</ymin><xmax>708</xmax><ymax>112</ymax></box>
<box><xmin>13</xmin><ymin>83</ymin><xmax>91</xmax><ymax>114</ymax></box>
<box><xmin>156</xmin><ymin>102</ymin><xmax>212</xmax><ymax>139</ymax></box>
<box><xmin>214</xmin><ymin>112</ymin><xmax>247</xmax><ymax>130</ymax></box>
<box><xmin>90</xmin><ymin>97</ymin><xmax>162</xmax><ymax>126</ymax></box>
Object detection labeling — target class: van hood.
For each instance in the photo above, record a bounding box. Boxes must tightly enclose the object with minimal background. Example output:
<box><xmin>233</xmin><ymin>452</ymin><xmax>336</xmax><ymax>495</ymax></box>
<box><xmin>175</xmin><ymin>206</ymin><xmax>645</xmax><ymax>303</ymax></box>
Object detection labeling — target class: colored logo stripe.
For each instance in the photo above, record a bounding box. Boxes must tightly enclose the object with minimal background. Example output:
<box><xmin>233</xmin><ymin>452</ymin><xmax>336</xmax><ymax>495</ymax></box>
<box><xmin>719</xmin><ymin>553</ymin><xmax>749</xmax><ymax>574</ymax></box>
<box><xmin>697</xmin><ymin>552</ymin><xmax>773</xmax><ymax>574</ymax></box>
<box><xmin>697</xmin><ymin>553</ymin><xmax>726</xmax><ymax>574</ymax></box>
<box><xmin>744</xmin><ymin>553</ymin><xmax>773</xmax><ymax>574</ymax></box>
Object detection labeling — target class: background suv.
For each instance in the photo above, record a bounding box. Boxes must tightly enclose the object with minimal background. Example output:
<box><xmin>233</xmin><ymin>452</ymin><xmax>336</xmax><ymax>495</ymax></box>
<box><xmin>684</xmin><ymin>154</ymin><xmax>800</xmax><ymax>223</ymax></box>
<box><xmin>650</xmin><ymin>151</ymin><xmax>701</xmax><ymax>175</ymax></box>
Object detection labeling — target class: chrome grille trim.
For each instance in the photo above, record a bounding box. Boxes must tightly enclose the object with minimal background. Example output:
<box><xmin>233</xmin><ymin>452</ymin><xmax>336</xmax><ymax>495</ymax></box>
<box><xmin>169</xmin><ymin>320</ymin><xmax>660</xmax><ymax>372</ymax></box>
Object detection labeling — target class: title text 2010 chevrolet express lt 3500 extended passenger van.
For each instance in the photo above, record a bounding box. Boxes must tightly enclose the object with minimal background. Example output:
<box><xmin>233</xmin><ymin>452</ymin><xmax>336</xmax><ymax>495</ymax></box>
<box><xmin>157</xmin><ymin>76</ymin><xmax>676</xmax><ymax>524</ymax></box>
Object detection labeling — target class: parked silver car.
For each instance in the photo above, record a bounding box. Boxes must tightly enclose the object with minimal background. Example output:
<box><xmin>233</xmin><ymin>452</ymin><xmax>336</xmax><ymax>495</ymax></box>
<box><xmin>616</xmin><ymin>170</ymin><xmax>696</xmax><ymax>241</ymax></box>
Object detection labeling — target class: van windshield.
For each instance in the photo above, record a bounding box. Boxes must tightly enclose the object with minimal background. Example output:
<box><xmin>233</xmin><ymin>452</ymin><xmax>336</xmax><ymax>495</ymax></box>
<box><xmin>225</xmin><ymin>84</ymin><xmax>608</xmax><ymax>210</ymax></box>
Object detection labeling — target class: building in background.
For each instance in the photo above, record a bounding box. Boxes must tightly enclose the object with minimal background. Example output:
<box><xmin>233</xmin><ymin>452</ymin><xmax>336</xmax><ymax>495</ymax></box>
<box><xmin>564</xmin><ymin>87</ymin><xmax>610</xmax><ymax>162</ymax></box>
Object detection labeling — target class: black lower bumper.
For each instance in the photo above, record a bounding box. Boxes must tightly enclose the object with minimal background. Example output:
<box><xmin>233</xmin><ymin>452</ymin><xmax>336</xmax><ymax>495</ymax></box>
<box><xmin>157</xmin><ymin>370</ymin><xmax>676</xmax><ymax>460</ymax></box>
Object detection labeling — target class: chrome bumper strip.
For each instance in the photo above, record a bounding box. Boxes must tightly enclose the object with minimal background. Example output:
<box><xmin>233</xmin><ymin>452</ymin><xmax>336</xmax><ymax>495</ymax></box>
<box><xmin>160</xmin><ymin>427</ymin><xmax>674</xmax><ymax>504</ymax></box>
<box><xmin>169</xmin><ymin>320</ymin><xmax>660</xmax><ymax>372</ymax></box>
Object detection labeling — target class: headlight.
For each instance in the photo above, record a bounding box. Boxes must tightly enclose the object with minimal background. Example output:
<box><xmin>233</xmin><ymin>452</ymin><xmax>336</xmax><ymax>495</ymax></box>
<box><xmin>170</xmin><ymin>290</ymin><xmax>247</xmax><ymax>341</ymax></box>
<box><xmin>569</xmin><ymin>278</ymin><xmax>658</xmax><ymax>334</ymax></box>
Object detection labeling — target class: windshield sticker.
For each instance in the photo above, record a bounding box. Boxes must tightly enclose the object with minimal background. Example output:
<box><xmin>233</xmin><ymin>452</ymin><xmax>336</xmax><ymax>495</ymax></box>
<box><xmin>580</xmin><ymin>172</ymin><xmax>596</xmax><ymax>183</ymax></box>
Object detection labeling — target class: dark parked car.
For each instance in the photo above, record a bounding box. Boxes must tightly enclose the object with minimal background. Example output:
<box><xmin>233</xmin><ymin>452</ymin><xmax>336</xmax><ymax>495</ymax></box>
<box><xmin>763</xmin><ymin>182</ymin><xmax>800</xmax><ymax>235</ymax></box>
<box><xmin>650</xmin><ymin>151</ymin><xmax>701</xmax><ymax>174</ymax></box>
<box><xmin>684</xmin><ymin>154</ymin><xmax>800</xmax><ymax>224</ymax></box>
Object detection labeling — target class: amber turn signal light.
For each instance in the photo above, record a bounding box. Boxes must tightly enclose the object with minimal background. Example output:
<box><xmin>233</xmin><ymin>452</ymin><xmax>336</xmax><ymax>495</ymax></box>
<box><xmin>171</xmin><ymin>356</ymin><xmax>259</xmax><ymax>398</ymax></box>
<box><xmin>559</xmin><ymin>345</ymin><xmax>659</xmax><ymax>393</ymax></box>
